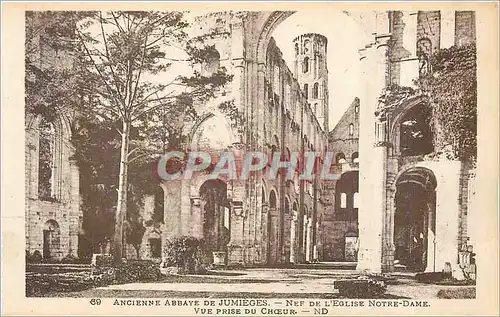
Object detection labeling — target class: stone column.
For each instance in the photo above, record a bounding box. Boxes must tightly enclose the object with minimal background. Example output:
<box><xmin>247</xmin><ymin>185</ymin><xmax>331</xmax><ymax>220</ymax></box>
<box><xmin>426</xmin><ymin>193</ymin><xmax>437</xmax><ymax>272</ymax></box>
<box><xmin>228</xmin><ymin>200</ymin><xmax>245</xmax><ymax>265</ymax></box>
<box><xmin>356</xmin><ymin>33</ymin><xmax>392</xmax><ymax>274</ymax></box>
<box><xmin>305</xmin><ymin>217</ymin><xmax>312</xmax><ymax>262</ymax></box>
<box><xmin>290</xmin><ymin>211</ymin><xmax>298</xmax><ymax>263</ymax></box>
<box><xmin>162</xmin><ymin>181</ymin><xmax>182</xmax><ymax>239</ymax></box>
<box><xmin>230</xmin><ymin>17</ymin><xmax>246</xmax><ymax>145</ymax></box>
<box><xmin>68</xmin><ymin>159</ymin><xmax>80</xmax><ymax>257</ymax></box>
<box><xmin>257</xmin><ymin>62</ymin><xmax>267</xmax><ymax>147</ymax></box>
<box><xmin>383</xmin><ymin>161</ymin><xmax>397</xmax><ymax>272</ymax></box>
<box><xmin>430</xmin><ymin>160</ymin><xmax>462</xmax><ymax>273</ymax></box>
<box><xmin>267</xmin><ymin>207</ymin><xmax>281</xmax><ymax>265</ymax></box>
<box><xmin>260</xmin><ymin>203</ymin><xmax>269</xmax><ymax>264</ymax></box>
<box><xmin>190</xmin><ymin>197</ymin><xmax>203</xmax><ymax>239</ymax></box>
<box><xmin>302</xmin><ymin>214</ymin><xmax>307</xmax><ymax>260</ymax></box>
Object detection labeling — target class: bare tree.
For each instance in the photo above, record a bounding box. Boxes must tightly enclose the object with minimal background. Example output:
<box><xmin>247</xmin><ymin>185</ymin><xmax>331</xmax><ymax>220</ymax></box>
<box><xmin>76</xmin><ymin>11</ymin><xmax>230</xmax><ymax>263</ymax></box>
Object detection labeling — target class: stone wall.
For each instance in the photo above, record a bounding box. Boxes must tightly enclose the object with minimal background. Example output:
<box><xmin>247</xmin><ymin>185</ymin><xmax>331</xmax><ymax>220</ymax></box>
<box><xmin>155</xmin><ymin>13</ymin><xmax>329</xmax><ymax>267</ymax></box>
<box><xmin>25</xmin><ymin>115</ymin><xmax>81</xmax><ymax>260</ymax></box>
<box><xmin>455</xmin><ymin>11</ymin><xmax>476</xmax><ymax>46</ymax></box>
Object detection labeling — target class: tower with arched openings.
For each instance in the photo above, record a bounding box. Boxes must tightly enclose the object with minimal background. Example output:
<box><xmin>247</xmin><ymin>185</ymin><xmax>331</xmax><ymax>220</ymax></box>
<box><xmin>293</xmin><ymin>33</ymin><xmax>329</xmax><ymax>131</ymax></box>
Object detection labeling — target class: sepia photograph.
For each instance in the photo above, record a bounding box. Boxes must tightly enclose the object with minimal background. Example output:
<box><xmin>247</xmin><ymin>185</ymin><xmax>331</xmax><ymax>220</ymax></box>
<box><xmin>1</xmin><ymin>2</ymin><xmax>499</xmax><ymax>316</ymax></box>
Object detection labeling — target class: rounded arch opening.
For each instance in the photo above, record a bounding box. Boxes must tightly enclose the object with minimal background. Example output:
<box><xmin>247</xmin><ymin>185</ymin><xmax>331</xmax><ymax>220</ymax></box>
<box><xmin>351</xmin><ymin>152</ymin><xmax>359</xmax><ymax>163</ymax></box>
<box><xmin>43</xmin><ymin>219</ymin><xmax>61</xmax><ymax>260</ymax></box>
<box><xmin>190</xmin><ymin>112</ymin><xmax>234</xmax><ymax>153</ymax></box>
<box><xmin>199</xmin><ymin>179</ymin><xmax>230</xmax><ymax>261</ymax></box>
<box><xmin>394</xmin><ymin>167</ymin><xmax>437</xmax><ymax>272</ymax></box>
<box><xmin>313</xmin><ymin>82</ymin><xmax>319</xmax><ymax>98</ymax></box>
<box><xmin>334</xmin><ymin>171</ymin><xmax>359</xmax><ymax>220</ymax></box>
<box><xmin>269</xmin><ymin>189</ymin><xmax>278</xmax><ymax>209</ymax></box>
<box><xmin>335</xmin><ymin>152</ymin><xmax>346</xmax><ymax>164</ymax></box>
<box><xmin>399</xmin><ymin>104</ymin><xmax>434</xmax><ymax>157</ymax></box>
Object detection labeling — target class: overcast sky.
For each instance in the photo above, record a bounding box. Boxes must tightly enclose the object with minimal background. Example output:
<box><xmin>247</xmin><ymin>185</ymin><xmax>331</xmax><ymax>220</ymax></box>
<box><xmin>272</xmin><ymin>10</ymin><xmax>366</xmax><ymax>130</ymax></box>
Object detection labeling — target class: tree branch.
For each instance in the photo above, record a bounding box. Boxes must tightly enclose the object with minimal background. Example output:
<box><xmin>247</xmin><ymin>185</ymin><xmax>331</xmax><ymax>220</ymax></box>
<box><xmin>99</xmin><ymin>11</ymin><xmax>125</xmax><ymax>105</ymax></box>
<box><xmin>76</xmin><ymin>28</ymin><xmax>125</xmax><ymax>118</ymax></box>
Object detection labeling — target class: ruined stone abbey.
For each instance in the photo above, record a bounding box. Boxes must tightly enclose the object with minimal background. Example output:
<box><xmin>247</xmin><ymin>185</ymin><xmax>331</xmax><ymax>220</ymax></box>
<box><xmin>26</xmin><ymin>10</ymin><xmax>478</xmax><ymax>274</ymax></box>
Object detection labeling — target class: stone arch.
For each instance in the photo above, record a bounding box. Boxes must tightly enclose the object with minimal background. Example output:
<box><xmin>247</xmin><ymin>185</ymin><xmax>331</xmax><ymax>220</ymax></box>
<box><xmin>28</xmin><ymin>113</ymin><xmax>72</xmax><ymax>202</ymax></box>
<box><xmin>388</xmin><ymin>95</ymin><xmax>432</xmax><ymax>156</ymax></box>
<box><xmin>284</xmin><ymin>195</ymin><xmax>291</xmax><ymax>214</ymax></box>
<box><xmin>201</xmin><ymin>47</ymin><xmax>221</xmax><ymax>76</ymax></box>
<box><xmin>351</xmin><ymin>152</ymin><xmax>359</xmax><ymax>163</ymax></box>
<box><xmin>254</xmin><ymin>11</ymin><xmax>296</xmax><ymax>64</ymax></box>
<box><xmin>390</xmin><ymin>165</ymin><xmax>437</xmax><ymax>272</ymax></box>
<box><xmin>335</xmin><ymin>152</ymin><xmax>346</xmax><ymax>164</ymax></box>
<box><xmin>43</xmin><ymin>219</ymin><xmax>61</xmax><ymax>260</ymax></box>
<box><xmin>303</xmin><ymin>57</ymin><xmax>310</xmax><ymax>73</ymax></box>
<box><xmin>269</xmin><ymin>188</ymin><xmax>278</xmax><ymax>209</ymax></box>
<box><xmin>313</xmin><ymin>82</ymin><xmax>319</xmax><ymax>98</ymax></box>
<box><xmin>199</xmin><ymin>179</ymin><xmax>230</xmax><ymax>262</ymax></box>
<box><xmin>188</xmin><ymin>110</ymin><xmax>236</xmax><ymax>152</ymax></box>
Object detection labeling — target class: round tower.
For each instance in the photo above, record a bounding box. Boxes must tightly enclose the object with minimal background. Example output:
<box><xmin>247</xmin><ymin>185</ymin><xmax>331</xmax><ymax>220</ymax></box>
<box><xmin>293</xmin><ymin>33</ymin><xmax>329</xmax><ymax>131</ymax></box>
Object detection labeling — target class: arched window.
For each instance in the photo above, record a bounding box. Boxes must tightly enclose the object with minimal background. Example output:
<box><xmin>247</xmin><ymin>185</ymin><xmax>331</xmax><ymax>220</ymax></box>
<box><xmin>336</xmin><ymin>152</ymin><xmax>346</xmax><ymax>164</ymax></box>
<box><xmin>303</xmin><ymin>57</ymin><xmax>309</xmax><ymax>73</ymax></box>
<box><xmin>340</xmin><ymin>193</ymin><xmax>347</xmax><ymax>208</ymax></box>
<box><xmin>269</xmin><ymin>190</ymin><xmax>277</xmax><ymax>209</ymax></box>
<box><xmin>294</xmin><ymin>43</ymin><xmax>299</xmax><ymax>56</ymax></box>
<box><xmin>351</xmin><ymin>152</ymin><xmax>359</xmax><ymax>163</ymax></box>
<box><xmin>304</xmin><ymin>40</ymin><xmax>311</xmax><ymax>54</ymax></box>
<box><xmin>353</xmin><ymin>192</ymin><xmax>359</xmax><ymax>208</ymax></box>
<box><xmin>313</xmin><ymin>103</ymin><xmax>318</xmax><ymax>116</ymax></box>
<box><xmin>349</xmin><ymin>123</ymin><xmax>354</xmax><ymax>136</ymax></box>
<box><xmin>303</xmin><ymin>84</ymin><xmax>309</xmax><ymax>99</ymax></box>
<box><xmin>313</xmin><ymin>83</ymin><xmax>319</xmax><ymax>99</ymax></box>
<box><xmin>38</xmin><ymin>118</ymin><xmax>55</xmax><ymax>200</ymax></box>
<box><xmin>355</xmin><ymin>105</ymin><xmax>359</xmax><ymax>113</ymax></box>
<box><xmin>201</xmin><ymin>49</ymin><xmax>220</xmax><ymax>76</ymax></box>
<box><xmin>400</xmin><ymin>104</ymin><xmax>434</xmax><ymax>156</ymax></box>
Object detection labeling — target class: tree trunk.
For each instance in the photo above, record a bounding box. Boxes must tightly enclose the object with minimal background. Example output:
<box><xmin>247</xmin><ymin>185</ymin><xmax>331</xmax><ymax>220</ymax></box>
<box><xmin>113</xmin><ymin>120</ymin><xmax>131</xmax><ymax>264</ymax></box>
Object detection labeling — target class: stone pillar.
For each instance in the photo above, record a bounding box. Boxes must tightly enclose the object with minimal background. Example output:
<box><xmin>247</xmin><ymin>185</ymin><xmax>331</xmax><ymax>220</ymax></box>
<box><xmin>162</xmin><ymin>181</ymin><xmax>182</xmax><ymax>239</ymax></box>
<box><xmin>429</xmin><ymin>160</ymin><xmax>462</xmax><ymax>272</ymax></box>
<box><xmin>356</xmin><ymin>33</ymin><xmax>391</xmax><ymax>274</ymax></box>
<box><xmin>305</xmin><ymin>217</ymin><xmax>312</xmax><ymax>262</ymax></box>
<box><xmin>268</xmin><ymin>207</ymin><xmax>280</xmax><ymax>265</ymax></box>
<box><xmin>190</xmin><ymin>197</ymin><xmax>203</xmax><ymax>239</ymax></box>
<box><xmin>290</xmin><ymin>211</ymin><xmax>298</xmax><ymax>263</ymax></box>
<box><xmin>228</xmin><ymin>196</ymin><xmax>245</xmax><ymax>265</ymax></box>
<box><xmin>383</xmin><ymin>160</ymin><xmax>398</xmax><ymax>272</ymax></box>
<box><xmin>426</xmin><ymin>194</ymin><xmax>437</xmax><ymax>272</ymax></box>
<box><xmin>260</xmin><ymin>203</ymin><xmax>269</xmax><ymax>264</ymax></box>
<box><xmin>68</xmin><ymin>159</ymin><xmax>80</xmax><ymax>257</ymax></box>
<box><xmin>256</xmin><ymin>62</ymin><xmax>267</xmax><ymax>147</ymax></box>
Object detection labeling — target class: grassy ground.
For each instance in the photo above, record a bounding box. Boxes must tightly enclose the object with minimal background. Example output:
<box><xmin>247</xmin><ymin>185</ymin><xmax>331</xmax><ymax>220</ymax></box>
<box><xmin>26</xmin><ymin>267</ymin><xmax>476</xmax><ymax>299</ymax></box>
<box><xmin>437</xmin><ymin>287</ymin><xmax>476</xmax><ymax>299</ymax></box>
<box><xmin>42</xmin><ymin>289</ymin><xmax>410</xmax><ymax>299</ymax></box>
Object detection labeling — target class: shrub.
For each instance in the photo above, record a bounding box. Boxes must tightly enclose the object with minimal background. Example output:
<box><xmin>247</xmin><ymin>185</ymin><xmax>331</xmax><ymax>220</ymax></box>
<box><xmin>437</xmin><ymin>287</ymin><xmax>476</xmax><ymax>299</ymax></box>
<box><xmin>60</xmin><ymin>253</ymin><xmax>83</xmax><ymax>264</ymax></box>
<box><xmin>29</xmin><ymin>250</ymin><xmax>43</xmax><ymax>263</ymax></box>
<box><xmin>163</xmin><ymin>236</ymin><xmax>210</xmax><ymax>274</ymax></box>
<box><xmin>415</xmin><ymin>272</ymin><xmax>444</xmax><ymax>283</ymax></box>
<box><xmin>335</xmin><ymin>277</ymin><xmax>387</xmax><ymax>298</ymax></box>
<box><xmin>110</xmin><ymin>261</ymin><xmax>162</xmax><ymax>284</ymax></box>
